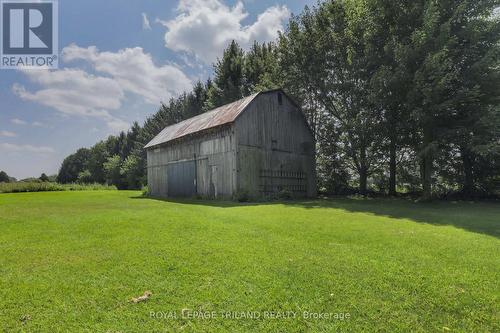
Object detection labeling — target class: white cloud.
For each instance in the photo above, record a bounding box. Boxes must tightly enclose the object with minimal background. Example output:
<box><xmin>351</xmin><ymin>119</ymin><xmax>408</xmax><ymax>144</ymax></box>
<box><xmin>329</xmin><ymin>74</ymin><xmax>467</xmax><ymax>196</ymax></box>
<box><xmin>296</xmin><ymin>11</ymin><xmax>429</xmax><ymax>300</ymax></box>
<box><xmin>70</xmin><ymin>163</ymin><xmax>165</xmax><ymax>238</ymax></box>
<box><xmin>13</xmin><ymin>69</ymin><xmax>124</xmax><ymax>117</ymax></box>
<box><xmin>9</xmin><ymin>119</ymin><xmax>47</xmax><ymax>128</ymax></box>
<box><xmin>13</xmin><ymin>68</ymin><xmax>128</xmax><ymax>132</ymax></box>
<box><xmin>142</xmin><ymin>13</ymin><xmax>152</xmax><ymax>30</ymax></box>
<box><xmin>14</xmin><ymin>44</ymin><xmax>191</xmax><ymax>133</ymax></box>
<box><xmin>0</xmin><ymin>130</ymin><xmax>17</xmax><ymax>137</ymax></box>
<box><xmin>11</xmin><ymin>118</ymin><xmax>27</xmax><ymax>125</ymax></box>
<box><xmin>32</xmin><ymin>121</ymin><xmax>46</xmax><ymax>127</ymax></box>
<box><xmin>162</xmin><ymin>0</ymin><xmax>290</xmax><ymax>63</ymax></box>
<box><xmin>106</xmin><ymin>118</ymin><xmax>130</xmax><ymax>133</ymax></box>
<box><xmin>0</xmin><ymin>143</ymin><xmax>55</xmax><ymax>154</ymax></box>
<box><xmin>62</xmin><ymin>44</ymin><xmax>192</xmax><ymax>104</ymax></box>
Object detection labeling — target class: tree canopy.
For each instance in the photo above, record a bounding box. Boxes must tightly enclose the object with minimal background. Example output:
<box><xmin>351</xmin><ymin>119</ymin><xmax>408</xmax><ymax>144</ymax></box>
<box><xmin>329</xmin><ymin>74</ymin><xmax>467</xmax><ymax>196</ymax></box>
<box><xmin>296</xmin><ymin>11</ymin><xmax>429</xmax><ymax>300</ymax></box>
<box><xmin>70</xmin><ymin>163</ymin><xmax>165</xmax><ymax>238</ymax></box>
<box><xmin>57</xmin><ymin>0</ymin><xmax>500</xmax><ymax>199</ymax></box>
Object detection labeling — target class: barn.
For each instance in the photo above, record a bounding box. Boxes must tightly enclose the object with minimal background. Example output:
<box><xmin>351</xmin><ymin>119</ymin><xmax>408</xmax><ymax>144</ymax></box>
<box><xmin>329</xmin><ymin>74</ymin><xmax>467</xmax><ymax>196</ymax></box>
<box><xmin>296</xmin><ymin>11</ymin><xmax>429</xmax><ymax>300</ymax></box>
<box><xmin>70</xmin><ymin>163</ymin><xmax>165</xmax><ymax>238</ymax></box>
<box><xmin>144</xmin><ymin>89</ymin><xmax>316</xmax><ymax>199</ymax></box>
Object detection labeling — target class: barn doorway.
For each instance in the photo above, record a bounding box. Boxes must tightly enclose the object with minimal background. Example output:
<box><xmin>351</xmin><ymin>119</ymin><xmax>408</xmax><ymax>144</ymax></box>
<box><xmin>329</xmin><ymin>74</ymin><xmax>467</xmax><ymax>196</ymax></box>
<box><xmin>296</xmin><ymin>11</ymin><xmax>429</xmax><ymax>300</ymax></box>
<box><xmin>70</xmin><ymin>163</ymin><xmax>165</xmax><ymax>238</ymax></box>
<box><xmin>210</xmin><ymin>165</ymin><xmax>218</xmax><ymax>198</ymax></box>
<box><xmin>167</xmin><ymin>160</ymin><xmax>196</xmax><ymax>197</ymax></box>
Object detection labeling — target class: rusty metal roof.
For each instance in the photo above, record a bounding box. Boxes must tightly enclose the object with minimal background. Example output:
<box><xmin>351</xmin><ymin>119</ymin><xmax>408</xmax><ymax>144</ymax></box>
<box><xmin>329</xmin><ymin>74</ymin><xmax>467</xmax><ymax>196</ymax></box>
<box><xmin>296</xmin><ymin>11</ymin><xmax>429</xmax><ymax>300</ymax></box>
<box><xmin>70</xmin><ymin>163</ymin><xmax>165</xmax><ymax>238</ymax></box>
<box><xmin>144</xmin><ymin>92</ymin><xmax>259</xmax><ymax>149</ymax></box>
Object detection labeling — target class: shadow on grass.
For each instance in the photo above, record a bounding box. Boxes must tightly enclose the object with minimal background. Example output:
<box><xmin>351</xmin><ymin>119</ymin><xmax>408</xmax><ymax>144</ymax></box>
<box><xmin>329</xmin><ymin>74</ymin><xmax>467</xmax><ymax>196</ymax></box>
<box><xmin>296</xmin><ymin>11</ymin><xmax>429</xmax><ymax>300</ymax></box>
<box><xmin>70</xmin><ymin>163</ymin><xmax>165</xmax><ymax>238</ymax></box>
<box><xmin>130</xmin><ymin>195</ymin><xmax>278</xmax><ymax>208</ymax></box>
<box><xmin>131</xmin><ymin>195</ymin><xmax>500</xmax><ymax>238</ymax></box>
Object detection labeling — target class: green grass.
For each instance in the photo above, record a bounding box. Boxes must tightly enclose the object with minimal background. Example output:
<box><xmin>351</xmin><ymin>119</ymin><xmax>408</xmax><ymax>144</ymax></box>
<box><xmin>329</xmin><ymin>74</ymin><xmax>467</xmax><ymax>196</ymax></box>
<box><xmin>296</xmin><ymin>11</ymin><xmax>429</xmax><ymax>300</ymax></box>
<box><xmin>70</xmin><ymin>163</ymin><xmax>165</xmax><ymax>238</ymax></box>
<box><xmin>0</xmin><ymin>191</ymin><xmax>498</xmax><ymax>332</ymax></box>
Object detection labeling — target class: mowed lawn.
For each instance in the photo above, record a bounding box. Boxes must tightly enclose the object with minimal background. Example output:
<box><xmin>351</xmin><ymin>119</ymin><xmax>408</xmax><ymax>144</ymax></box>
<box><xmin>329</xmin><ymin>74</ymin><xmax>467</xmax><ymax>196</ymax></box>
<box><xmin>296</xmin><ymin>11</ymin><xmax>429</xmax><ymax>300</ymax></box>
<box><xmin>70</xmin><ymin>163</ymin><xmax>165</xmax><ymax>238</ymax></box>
<box><xmin>0</xmin><ymin>191</ymin><xmax>498</xmax><ymax>332</ymax></box>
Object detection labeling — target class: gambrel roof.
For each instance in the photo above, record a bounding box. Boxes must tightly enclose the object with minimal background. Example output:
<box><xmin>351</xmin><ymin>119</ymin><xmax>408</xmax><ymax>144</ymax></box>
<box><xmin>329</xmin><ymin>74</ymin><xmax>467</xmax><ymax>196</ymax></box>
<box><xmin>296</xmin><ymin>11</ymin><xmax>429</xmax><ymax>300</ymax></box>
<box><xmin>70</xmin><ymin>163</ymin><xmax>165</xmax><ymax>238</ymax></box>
<box><xmin>144</xmin><ymin>89</ymin><xmax>307</xmax><ymax>149</ymax></box>
<box><xmin>144</xmin><ymin>93</ymin><xmax>259</xmax><ymax>149</ymax></box>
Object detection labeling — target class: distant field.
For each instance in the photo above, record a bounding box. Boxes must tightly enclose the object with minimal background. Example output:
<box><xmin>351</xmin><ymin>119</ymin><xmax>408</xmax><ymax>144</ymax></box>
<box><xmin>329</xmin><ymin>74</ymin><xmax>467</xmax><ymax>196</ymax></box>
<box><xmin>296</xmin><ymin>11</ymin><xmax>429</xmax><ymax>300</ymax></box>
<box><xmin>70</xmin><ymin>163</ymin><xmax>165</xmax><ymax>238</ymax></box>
<box><xmin>0</xmin><ymin>191</ymin><xmax>498</xmax><ymax>332</ymax></box>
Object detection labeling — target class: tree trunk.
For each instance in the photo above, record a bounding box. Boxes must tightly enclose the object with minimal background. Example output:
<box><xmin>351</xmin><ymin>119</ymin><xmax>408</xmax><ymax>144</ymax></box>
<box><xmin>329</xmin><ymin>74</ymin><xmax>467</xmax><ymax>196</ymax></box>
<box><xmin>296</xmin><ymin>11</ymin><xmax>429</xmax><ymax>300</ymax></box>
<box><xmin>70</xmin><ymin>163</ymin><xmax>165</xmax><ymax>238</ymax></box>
<box><xmin>359</xmin><ymin>169</ymin><xmax>368</xmax><ymax>196</ymax></box>
<box><xmin>389</xmin><ymin>136</ymin><xmax>397</xmax><ymax>196</ymax></box>
<box><xmin>461</xmin><ymin>146</ymin><xmax>474</xmax><ymax>196</ymax></box>
<box><xmin>421</xmin><ymin>125</ymin><xmax>433</xmax><ymax>200</ymax></box>
<box><xmin>359</xmin><ymin>145</ymin><xmax>368</xmax><ymax>196</ymax></box>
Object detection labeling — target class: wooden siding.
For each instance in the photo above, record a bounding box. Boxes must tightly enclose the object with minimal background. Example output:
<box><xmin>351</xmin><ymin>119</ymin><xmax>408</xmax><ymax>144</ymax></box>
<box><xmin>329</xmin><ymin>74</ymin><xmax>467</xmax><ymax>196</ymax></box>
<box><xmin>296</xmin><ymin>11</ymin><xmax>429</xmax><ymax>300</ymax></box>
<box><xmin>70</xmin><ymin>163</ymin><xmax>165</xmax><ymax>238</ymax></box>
<box><xmin>147</xmin><ymin>125</ymin><xmax>237</xmax><ymax>198</ymax></box>
<box><xmin>234</xmin><ymin>91</ymin><xmax>316</xmax><ymax>198</ymax></box>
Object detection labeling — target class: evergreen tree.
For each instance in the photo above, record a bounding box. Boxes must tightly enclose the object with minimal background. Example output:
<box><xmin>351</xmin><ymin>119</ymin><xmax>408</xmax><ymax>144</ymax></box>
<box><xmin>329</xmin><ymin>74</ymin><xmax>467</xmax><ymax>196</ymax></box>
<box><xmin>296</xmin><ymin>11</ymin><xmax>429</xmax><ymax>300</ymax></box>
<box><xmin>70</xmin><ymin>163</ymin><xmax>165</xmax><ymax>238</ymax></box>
<box><xmin>206</xmin><ymin>40</ymin><xmax>245</xmax><ymax>109</ymax></box>
<box><xmin>244</xmin><ymin>41</ymin><xmax>280</xmax><ymax>93</ymax></box>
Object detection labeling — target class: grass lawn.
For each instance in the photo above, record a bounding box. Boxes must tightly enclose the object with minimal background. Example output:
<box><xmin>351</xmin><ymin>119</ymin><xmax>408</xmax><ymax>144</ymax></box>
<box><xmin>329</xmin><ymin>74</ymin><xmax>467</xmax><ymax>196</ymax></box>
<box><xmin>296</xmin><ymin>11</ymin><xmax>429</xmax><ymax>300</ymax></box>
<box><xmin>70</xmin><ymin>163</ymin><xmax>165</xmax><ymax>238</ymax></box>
<box><xmin>0</xmin><ymin>191</ymin><xmax>498</xmax><ymax>332</ymax></box>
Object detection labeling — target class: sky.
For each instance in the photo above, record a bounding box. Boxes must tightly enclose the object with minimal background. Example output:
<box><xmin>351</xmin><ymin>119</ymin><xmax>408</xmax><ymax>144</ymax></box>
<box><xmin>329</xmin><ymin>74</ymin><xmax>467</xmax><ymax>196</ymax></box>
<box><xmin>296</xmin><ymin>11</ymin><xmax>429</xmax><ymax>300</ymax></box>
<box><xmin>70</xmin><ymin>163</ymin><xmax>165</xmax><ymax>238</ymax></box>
<box><xmin>0</xmin><ymin>0</ymin><xmax>316</xmax><ymax>180</ymax></box>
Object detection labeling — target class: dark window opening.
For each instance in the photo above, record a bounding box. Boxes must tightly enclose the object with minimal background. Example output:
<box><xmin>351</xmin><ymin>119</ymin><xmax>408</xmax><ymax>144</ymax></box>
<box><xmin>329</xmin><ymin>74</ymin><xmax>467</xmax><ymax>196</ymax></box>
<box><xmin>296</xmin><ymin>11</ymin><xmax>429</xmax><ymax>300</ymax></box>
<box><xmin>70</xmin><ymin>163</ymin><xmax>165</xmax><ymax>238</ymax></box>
<box><xmin>278</xmin><ymin>92</ymin><xmax>283</xmax><ymax>105</ymax></box>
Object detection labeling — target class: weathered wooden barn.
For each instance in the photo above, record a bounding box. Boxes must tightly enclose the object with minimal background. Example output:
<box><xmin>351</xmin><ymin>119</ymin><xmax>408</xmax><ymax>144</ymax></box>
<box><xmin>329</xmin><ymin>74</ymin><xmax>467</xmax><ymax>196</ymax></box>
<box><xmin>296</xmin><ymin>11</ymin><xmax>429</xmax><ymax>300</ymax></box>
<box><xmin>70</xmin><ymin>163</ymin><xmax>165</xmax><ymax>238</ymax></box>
<box><xmin>144</xmin><ymin>89</ymin><xmax>316</xmax><ymax>199</ymax></box>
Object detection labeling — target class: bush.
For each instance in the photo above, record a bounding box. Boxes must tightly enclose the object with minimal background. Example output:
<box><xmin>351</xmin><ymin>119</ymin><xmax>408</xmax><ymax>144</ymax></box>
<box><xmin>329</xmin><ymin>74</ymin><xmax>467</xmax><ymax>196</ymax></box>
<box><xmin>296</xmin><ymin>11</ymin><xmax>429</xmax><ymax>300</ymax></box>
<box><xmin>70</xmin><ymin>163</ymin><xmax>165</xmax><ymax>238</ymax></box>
<box><xmin>0</xmin><ymin>182</ymin><xmax>63</xmax><ymax>193</ymax></box>
<box><xmin>235</xmin><ymin>189</ymin><xmax>251</xmax><ymax>202</ymax></box>
<box><xmin>141</xmin><ymin>186</ymin><xmax>150</xmax><ymax>197</ymax></box>
<box><xmin>62</xmin><ymin>183</ymin><xmax>117</xmax><ymax>191</ymax></box>
<box><xmin>0</xmin><ymin>182</ymin><xmax>117</xmax><ymax>193</ymax></box>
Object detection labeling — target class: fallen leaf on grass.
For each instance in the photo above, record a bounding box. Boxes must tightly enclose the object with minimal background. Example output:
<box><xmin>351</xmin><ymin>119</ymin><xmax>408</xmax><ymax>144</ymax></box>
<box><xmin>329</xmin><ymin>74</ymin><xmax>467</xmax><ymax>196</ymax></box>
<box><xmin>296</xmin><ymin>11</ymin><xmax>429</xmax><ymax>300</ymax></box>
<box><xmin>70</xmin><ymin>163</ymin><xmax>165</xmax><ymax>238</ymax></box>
<box><xmin>130</xmin><ymin>291</ymin><xmax>152</xmax><ymax>303</ymax></box>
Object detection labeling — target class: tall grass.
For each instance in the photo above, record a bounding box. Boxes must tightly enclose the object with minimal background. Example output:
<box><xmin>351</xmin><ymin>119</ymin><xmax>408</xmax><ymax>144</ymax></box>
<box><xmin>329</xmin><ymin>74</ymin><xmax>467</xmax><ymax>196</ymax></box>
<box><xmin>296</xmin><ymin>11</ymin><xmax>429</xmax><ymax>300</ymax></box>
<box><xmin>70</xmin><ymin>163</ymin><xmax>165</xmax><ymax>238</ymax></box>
<box><xmin>0</xmin><ymin>182</ymin><xmax>117</xmax><ymax>193</ymax></box>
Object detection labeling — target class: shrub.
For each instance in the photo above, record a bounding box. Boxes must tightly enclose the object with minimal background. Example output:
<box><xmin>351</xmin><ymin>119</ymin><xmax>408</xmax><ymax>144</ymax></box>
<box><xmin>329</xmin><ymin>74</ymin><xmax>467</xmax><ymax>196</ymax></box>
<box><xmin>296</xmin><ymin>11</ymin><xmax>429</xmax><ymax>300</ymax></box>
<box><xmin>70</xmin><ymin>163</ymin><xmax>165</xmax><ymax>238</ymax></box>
<box><xmin>0</xmin><ymin>182</ymin><xmax>117</xmax><ymax>194</ymax></box>
<box><xmin>235</xmin><ymin>189</ymin><xmax>251</xmax><ymax>202</ymax></box>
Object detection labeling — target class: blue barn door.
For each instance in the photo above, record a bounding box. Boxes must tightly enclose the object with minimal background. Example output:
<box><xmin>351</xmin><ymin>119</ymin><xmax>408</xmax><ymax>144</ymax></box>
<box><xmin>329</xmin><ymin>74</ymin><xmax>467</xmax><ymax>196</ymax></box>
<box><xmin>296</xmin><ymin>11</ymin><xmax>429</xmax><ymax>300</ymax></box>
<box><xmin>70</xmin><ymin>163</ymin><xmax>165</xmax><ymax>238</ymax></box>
<box><xmin>167</xmin><ymin>160</ymin><xmax>196</xmax><ymax>197</ymax></box>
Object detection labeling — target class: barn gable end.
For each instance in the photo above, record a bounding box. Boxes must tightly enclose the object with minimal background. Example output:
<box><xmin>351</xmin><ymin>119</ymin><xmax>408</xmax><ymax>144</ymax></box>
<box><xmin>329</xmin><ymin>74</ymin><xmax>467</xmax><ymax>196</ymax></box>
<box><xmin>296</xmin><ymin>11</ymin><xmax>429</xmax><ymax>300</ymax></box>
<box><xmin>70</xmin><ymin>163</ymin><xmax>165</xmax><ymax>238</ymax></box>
<box><xmin>234</xmin><ymin>91</ymin><xmax>316</xmax><ymax>198</ymax></box>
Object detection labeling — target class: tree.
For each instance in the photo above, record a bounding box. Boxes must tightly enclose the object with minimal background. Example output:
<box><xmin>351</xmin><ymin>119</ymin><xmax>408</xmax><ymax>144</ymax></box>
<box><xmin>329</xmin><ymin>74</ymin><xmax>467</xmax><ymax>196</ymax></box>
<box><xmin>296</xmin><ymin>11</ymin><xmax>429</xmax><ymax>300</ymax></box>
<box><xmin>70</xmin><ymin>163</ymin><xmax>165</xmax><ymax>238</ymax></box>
<box><xmin>57</xmin><ymin>148</ymin><xmax>91</xmax><ymax>183</ymax></box>
<box><xmin>278</xmin><ymin>5</ymin><xmax>327</xmax><ymax>138</ymax></box>
<box><xmin>278</xmin><ymin>5</ymin><xmax>343</xmax><ymax>194</ymax></box>
<box><xmin>243</xmin><ymin>41</ymin><xmax>280</xmax><ymax>93</ymax></box>
<box><xmin>86</xmin><ymin>141</ymin><xmax>110</xmax><ymax>184</ymax></box>
<box><xmin>364</xmin><ymin>0</ymin><xmax>424</xmax><ymax>195</ymax></box>
<box><xmin>186</xmin><ymin>81</ymin><xmax>209</xmax><ymax>117</ymax></box>
<box><xmin>444</xmin><ymin>3</ymin><xmax>500</xmax><ymax>196</ymax></box>
<box><xmin>279</xmin><ymin>1</ymin><xmax>385</xmax><ymax>195</ymax></box>
<box><xmin>120</xmin><ymin>155</ymin><xmax>145</xmax><ymax>190</ymax></box>
<box><xmin>103</xmin><ymin>155</ymin><xmax>125</xmax><ymax>189</ymax></box>
<box><xmin>404</xmin><ymin>0</ymin><xmax>499</xmax><ymax>199</ymax></box>
<box><xmin>276</xmin><ymin>0</ymin><xmax>499</xmax><ymax>198</ymax></box>
<box><xmin>0</xmin><ymin>171</ymin><xmax>10</xmax><ymax>183</ymax></box>
<box><xmin>39</xmin><ymin>173</ymin><xmax>49</xmax><ymax>182</ymax></box>
<box><xmin>77</xmin><ymin>170</ymin><xmax>93</xmax><ymax>184</ymax></box>
<box><xmin>206</xmin><ymin>40</ymin><xmax>245</xmax><ymax>109</ymax></box>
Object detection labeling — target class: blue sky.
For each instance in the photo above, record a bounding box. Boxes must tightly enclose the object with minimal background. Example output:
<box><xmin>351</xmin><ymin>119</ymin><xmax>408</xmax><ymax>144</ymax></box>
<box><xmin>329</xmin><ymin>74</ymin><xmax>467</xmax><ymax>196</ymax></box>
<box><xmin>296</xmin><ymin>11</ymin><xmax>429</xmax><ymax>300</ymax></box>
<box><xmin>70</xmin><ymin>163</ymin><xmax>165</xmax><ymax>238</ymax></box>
<box><xmin>0</xmin><ymin>0</ymin><xmax>315</xmax><ymax>179</ymax></box>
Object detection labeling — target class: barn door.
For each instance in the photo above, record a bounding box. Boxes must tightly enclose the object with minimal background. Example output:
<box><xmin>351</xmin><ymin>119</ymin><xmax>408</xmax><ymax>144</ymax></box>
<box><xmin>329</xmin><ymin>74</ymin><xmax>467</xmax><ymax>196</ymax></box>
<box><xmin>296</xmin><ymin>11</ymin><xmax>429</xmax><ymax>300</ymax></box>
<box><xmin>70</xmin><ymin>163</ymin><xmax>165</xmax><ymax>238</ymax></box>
<box><xmin>196</xmin><ymin>158</ymin><xmax>210</xmax><ymax>196</ymax></box>
<box><xmin>210</xmin><ymin>165</ymin><xmax>218</xmax><ymax>198</ymax></box>
<box><xmin>167</xmin><ymin>160</ymin><xmax>196</xmax><ymax>197</ymax></box>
